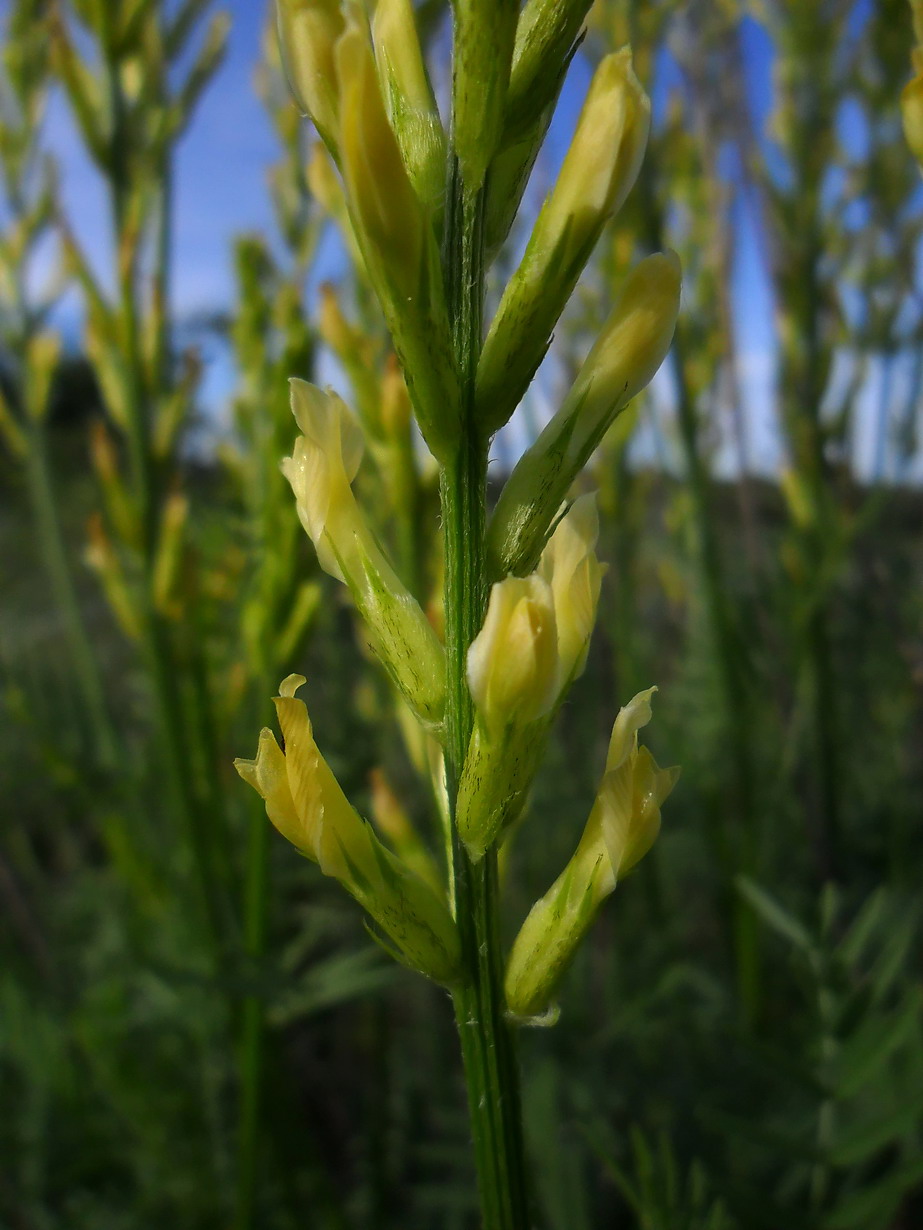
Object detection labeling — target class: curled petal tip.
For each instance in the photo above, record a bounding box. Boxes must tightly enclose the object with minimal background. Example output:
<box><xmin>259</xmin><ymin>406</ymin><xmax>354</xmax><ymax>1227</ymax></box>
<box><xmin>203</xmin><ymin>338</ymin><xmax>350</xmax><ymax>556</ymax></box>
<box><xmin>279</xmin><ymin>673</ymin><xmax>307</xmax><ymax>698</ymax></box>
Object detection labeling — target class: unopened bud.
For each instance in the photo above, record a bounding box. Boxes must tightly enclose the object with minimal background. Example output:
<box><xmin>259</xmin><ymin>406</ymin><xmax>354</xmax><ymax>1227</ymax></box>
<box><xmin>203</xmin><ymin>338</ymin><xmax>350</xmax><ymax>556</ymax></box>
<box><xmin>452</xmin><ymin>0</ymin><xmax>518</xmax><ymax>190</ymax></box>
<box><xmin>336</xmin><ymin>22</ymin><xmax>423</xmax><ymax>295</ymax></box>
<box><xmin>380</xmin><ymin>354</ymin><xmax>412</xmax><ymax>437</ymax></box>
<box><xmin>85</xmin><ymin>513</ymin><xmax>141</xmax><ymax>640</ymax></box>
<box><xmin>467</xmin><ymin>574</ymin><xmax>558</xmax><ymax>736</ymax></box>
<box><xmin>504</xmin><ymin>0</ymin><xmax>594</xmax><ymax>139</ymax></box>
<box><xmin>24</xmin><ymin>333</ymin><xmax>60</xmax><ymax>422</ymax></box>
<box><xmin>275</xmin><ymin>0</ymin><xmax>345</xmax><ymax>147</ymax></box>
<box><xmin>487</xmin><ymin>251</ymin><xmax>681</xmax><ymax>578</ymax></box>
<box><xmin>544</xmin><ymin>50</ymin><xmax>649</xmax><ymax>239</ymax></box>
<box><xmin>372</xmin><ymin>0</ymin><xmax>445</xmax><ymax>210</ymax></box>
<box><xmin>152</xmin><ymin>491</ymin><xmax>189</xmax><ymax>617</ymax></box>
<box><xmin>477</xmin><ymin>49</ymin><xmax>651</xmax><ymax>433</ymax></box>
<box><xmin>484</xmin><ymin>104</ymin><xmax>553</xmax><ymax>257</ymax></box>
<box><xmin>318</xmin><ymin>281</ymin><xmax>355</xmax><ymax>356</ymax></box>
<box><xmin>457</xmin><ymin>574</ymin><xmax>559</xmax><ymax>859</ymax></box>
<box><xmin>334</xmin><ymin>22</ymin><xmax>459</xmax><ymax>460</ymax></box>
<box><xmin>903</xmin><ymin>70</ymin><xmax>923</xmax><ymax>168</ymax></box>
<box><xmin>0</xmin><ymin>387</ymin><xmax>27</xmax><ymax>460</ymax></box>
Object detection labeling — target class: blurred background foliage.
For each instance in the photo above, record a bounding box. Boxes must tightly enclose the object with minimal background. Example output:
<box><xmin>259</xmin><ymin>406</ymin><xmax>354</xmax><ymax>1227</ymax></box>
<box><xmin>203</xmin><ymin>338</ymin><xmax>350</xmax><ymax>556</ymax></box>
<box><xmin>1</xmin><ymin>0</ymin><xmax>922</xmax><ymax>1226</ymax></box>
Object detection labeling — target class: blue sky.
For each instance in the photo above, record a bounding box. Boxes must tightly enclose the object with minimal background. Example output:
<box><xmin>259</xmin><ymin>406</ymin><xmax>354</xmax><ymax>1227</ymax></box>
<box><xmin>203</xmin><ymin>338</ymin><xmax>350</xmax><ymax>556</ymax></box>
<box><xmin>49</xmin><ymin>0</ymin><xmax>277</xmax><ymax>312</ymax></box>
<box><xmin>38</xmin><ymin>0</ymin><xmax>914</xmax><ymax>480</ymax></box>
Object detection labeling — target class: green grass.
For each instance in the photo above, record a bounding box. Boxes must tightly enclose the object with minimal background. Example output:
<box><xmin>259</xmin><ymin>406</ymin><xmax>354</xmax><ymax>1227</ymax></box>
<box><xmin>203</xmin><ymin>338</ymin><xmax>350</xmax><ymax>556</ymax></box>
<box><xmin>2</xmin><ymin>450</ymin><xmax>921</xmax><ymax>1228</ymax></box>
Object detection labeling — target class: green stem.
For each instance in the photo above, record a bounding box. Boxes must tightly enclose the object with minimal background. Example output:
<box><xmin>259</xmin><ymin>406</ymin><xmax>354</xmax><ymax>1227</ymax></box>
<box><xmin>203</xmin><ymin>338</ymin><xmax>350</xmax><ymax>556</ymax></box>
<box><xmin>234</xmin><ymin>794</ymin><xmax>270</xmax><ymax>1230</ymax></box>
<box><xmin>103</xmin><ymin>65</ymin><xmax>227</xmax><ymax>962</ymax></box>
<box><xmin>441</xmin><ymin>165</ymin><xmax>530</xmax><ymax>1230</ymax></box>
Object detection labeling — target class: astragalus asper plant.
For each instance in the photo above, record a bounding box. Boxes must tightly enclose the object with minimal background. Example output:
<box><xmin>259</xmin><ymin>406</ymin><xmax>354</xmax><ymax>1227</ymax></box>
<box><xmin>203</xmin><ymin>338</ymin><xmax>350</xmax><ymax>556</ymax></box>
<box><xmin>235</xmin><ymin>0</ymin><xmax>681</xmax><ymax>1223</ymax></box>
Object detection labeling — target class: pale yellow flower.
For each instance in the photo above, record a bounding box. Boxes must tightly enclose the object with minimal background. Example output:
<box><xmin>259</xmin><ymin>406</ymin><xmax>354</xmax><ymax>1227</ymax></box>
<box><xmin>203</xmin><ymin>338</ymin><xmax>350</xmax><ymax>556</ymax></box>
<box><xmin>538</xmin><ymin>494</ymin><xmax>605</xmax><ymax>692</ymax></box>
<box><xmin>467</xmin><ymin>574</ymin><xmax>559</xmax><ymax>735</ymax></box>
<box><xmin>282</xmin><ymin>380</ymin><xmax>446</xmax><ymax>725</ymax></box>
<box><xmin>504</xmin><ymin>688</ymin><xmax>678</xmax><ymax>1018</ymax></box>
<box><xmin>235</xmin><ymin>676</ymin><xmax>460</xmax><ymax>984</ymax></box>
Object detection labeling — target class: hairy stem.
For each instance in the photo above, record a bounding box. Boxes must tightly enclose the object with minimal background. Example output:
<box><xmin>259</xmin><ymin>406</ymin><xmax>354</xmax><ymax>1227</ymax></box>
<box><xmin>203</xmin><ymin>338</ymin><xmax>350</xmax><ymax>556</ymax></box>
<box><xmin>441</xmin><ymin>162</ymin><xmax>530</xmax><ymax>1229</ymax></box>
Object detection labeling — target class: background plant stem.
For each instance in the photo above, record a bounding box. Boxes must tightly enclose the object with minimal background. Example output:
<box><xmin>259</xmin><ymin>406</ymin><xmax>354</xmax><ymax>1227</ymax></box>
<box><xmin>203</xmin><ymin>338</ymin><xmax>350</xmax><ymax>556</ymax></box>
<box><xmin>24</xmin><ymin>416</ymin><xmax>116</xmax><ymax>767</ymax></box>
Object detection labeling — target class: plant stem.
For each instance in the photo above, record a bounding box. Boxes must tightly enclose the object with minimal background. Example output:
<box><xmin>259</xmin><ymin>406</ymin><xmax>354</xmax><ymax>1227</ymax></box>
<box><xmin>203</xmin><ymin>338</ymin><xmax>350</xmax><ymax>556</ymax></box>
<box><xmin>234</xmin><ymin>793</ymin><xmax>270</xmax><ymax>1230</ymax></box>
<box><xmin>441</xmin><ymin>163</ymin><xmax>530</xmax><ymax>1230</ymax></box>
<box><xmin>103</xmin><ymin>63</ymin><xmax>227</xmax><ymax>962</ymax></box>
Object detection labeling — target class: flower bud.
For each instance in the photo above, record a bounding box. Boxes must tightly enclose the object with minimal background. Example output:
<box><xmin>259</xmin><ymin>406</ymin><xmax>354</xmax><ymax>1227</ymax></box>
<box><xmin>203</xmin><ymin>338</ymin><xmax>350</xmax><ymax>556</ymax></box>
<box><xmin>504</xmin><ymin>0</ymin><xmax>594</xmax><ymax>140</ymax></box>
<box><xmin>483</xmin><ymin>103</ymin><xmax>553</xmax><ymax>258</ymax></box>
<box><xmin>318</xmin><ymin>280</ymin><xmax>355</xmax><ymax>356</ymax></box>
<box><xmin>282</xmin><ymin>380</ymin><xmax>446</xmax><ymax>725</ymax></box>
<box><xmin>452</xmin><ymin>0</ymin><xmax>519</xmax><ymax>190</ymax></box>
<box><xmin>23</xmin><ymin>333</ymin><xmax>60</xmax><ymax>422</ymax></box>
<box><xmin>457</xmin><ymin>574</ymin><xmax>560</xmax><ymax>859</ymax></box>
<box><xmin>467</xmin><ymin>574</ymin><xmax>558</xmax><ymax>736</ymax></box>
<box><xmin>334</xmin><ymin>22</ymin><xmax>459</xmax><ymax>460</ymax></box>
<box><xmin>538</xmin><ymin>494</ymin><xmax>604</xmax><ymax>693</ymax></box>
<box><xmin>275</xmin><ymin>0</ymin><xmax>345</xmax><ymax>147</ymax></box>
<box><xmin>380</xmin><ymin>353</ymin><xmax>412</xmax><ymax>438</ymax></box>
<box><xmin>152</xmin><ymin>491</ymin><xmax>189</xmax><ymax>618</ymax></box>
<box><xmin>903</xmin><ymin>71</ymin><xmax>923</xmax><ymax>168</ymax></box>
<box><xmin>235</xmin><ymin>676</ymin><xmax>460</xmax><ymax>984</ymax></box>
<box><xmin>0</xmin><ymin>387</ymin><xmax>27</xmax><ymax>460</ymax></box>
<box><xmin>372</xmin><ymin>0</ymin><xmax>446</xmax><ymax>211</ymax></box>
<box><xmin>544</xmin><ymin>50</ymin><xmax>649</xmax><ymax>240</ymax></box>
<box><xmin>456</xmin><ymin>720</ymin><xmax>547</xmax><ymax>860</ymax></box>
<box><xmin>85</xmin><ymin>513</ymin><xmax>141</xmax><ymax>641</ymax></box>
<box><xmin>569</xmin><ymin>251</ymin><xmax>682</xmax><ymax>434</ymax></box>
<box><xmin>337</xmin><ymin>23</ymin><xmax>423</xmax><ymax>296</ymax></box>
<box><xmin>487</xmin><ymin>251</ymin><xmax>681</xmax><ymax>579</ymax></box>
<box><xmin>504</xmin><ymin>688</ymin><xmax>678</xmax><ymax>1019</ymax></box>
<box><xmin>477</xmin><ymin>49</ymin><xmax>651</xmax><ymax>434</ymax></box>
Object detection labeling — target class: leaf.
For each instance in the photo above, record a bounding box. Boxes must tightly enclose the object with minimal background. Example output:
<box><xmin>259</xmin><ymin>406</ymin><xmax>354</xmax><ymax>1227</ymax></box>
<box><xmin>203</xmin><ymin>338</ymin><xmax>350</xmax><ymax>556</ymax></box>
<box><xmin>268</xmin><ymin>947</ymin><xmax>391</xmax><ymax>1025</ymax></box>
<box><xmin>719</xmin><ymin>1178</ymin><xmax>815</xmax><ymax>1230</ymax></box>
<box><xmin>867</xmin><ymin>916</ymin><xmax>917</xmax><ymax>1008</ymax></box>
<box><xmin>821</xmin><ymin>1155</ymin><xmax>923</xmax><ymax>1229</ymax></box>
<box><xmin>169</xmin><ymin>12</ymin><xmax>230</xmax><ymax>141</ymax></box>
<box><xmin>828</xmin><ymin>1087</ymin><xmax>923</xmax><ymax>1167</ymax></box>
<box><xmin>837</xmin><ymin>888</ymin><xmax>887</xmax><ymax>966</ymax></box>
<box><xmin>51</xmin><ymin>15</ymin><xmax>110</xmax><ymax>168</ymax></box>
<box><xmin>699</xmin><ymin>1107</ymin><xmax>822</xmax><ymax>1164</ymax></box>
<box><xmin>735</xmin><ymin>877</ymin><xmax>815</xmax><ymax>954</ymax></box>
<box><xmin>832</xmin><ymin>988</ymin><xmax>922</xmax><ymax>1099</ymax></box>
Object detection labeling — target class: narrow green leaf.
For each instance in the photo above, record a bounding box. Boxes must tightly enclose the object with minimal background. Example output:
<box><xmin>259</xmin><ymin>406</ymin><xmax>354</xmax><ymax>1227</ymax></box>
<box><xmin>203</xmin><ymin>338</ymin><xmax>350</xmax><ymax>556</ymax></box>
<box><xmin>736</xmin><ymin>876</ymin><xmax>815</xmax><ymax>954</ymax></box>
<box><xmin>832</xmin><ymin>988</ymin><xmax>922</xmax><ymax>1099</ymax></box>
<box><xmin>821</xmin><ymin>1155</ymin><xmax>923</xmax><ymax>1229</ymax></box>
<box><xmin>828</xmin><ymin>1088</ymin><xmax>923</xmax><ymax>1167</ymax></box>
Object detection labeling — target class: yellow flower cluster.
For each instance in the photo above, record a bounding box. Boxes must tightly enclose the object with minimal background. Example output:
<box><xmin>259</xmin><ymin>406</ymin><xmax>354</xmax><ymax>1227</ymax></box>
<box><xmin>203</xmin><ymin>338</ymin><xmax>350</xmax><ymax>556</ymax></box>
<box><xmin>237</xmin><ymin>0</ymin><xmax>681</xmax><ymax>1011</ymax></box>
